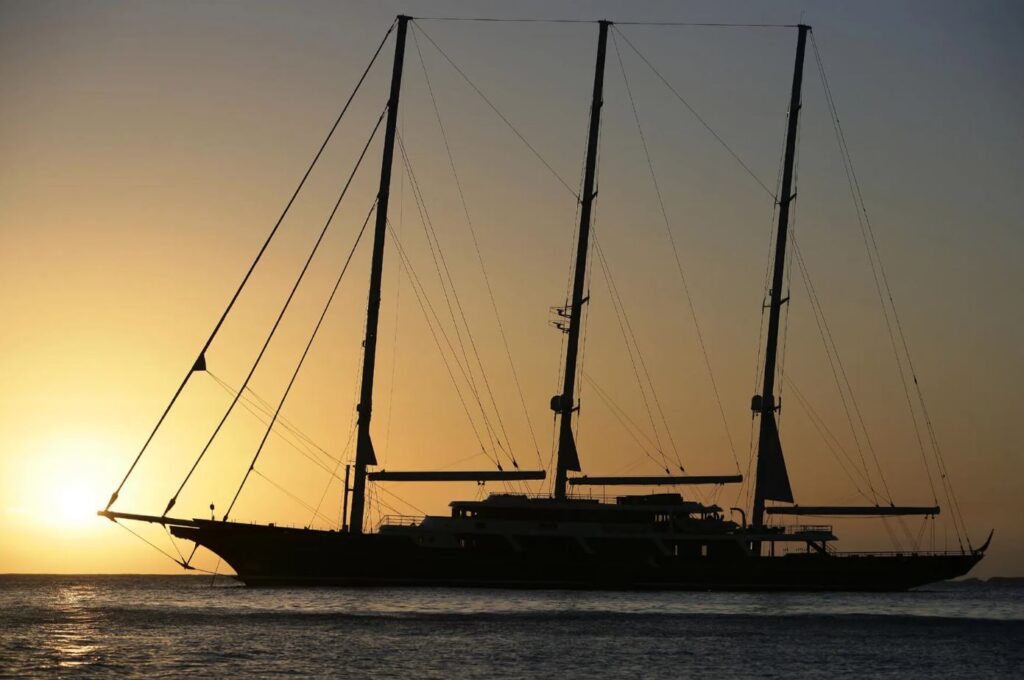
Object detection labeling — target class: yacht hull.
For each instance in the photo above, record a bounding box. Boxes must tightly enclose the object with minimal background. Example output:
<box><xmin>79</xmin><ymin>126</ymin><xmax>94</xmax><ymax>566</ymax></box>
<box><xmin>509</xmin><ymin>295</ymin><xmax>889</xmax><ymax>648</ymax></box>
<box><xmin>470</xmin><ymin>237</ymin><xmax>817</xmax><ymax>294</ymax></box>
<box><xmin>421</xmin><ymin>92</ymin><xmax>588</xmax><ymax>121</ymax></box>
<box><xmin>172</xmin><ymin>520</ymin><xmax>980</xmax><ymax>591</ymax></box>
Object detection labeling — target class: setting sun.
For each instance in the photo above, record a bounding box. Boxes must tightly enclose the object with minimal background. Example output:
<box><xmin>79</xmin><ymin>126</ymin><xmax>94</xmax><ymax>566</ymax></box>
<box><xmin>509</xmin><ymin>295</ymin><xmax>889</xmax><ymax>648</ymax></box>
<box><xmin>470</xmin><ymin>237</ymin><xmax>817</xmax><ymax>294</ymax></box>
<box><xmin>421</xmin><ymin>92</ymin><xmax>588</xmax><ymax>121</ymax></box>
<box><xmin>9</xmin><ymin>435</ymin><xmax>110</xmax><ymax>532</ymax></box>
<box><xmin>52</xmin><ymin>479</ymin><xmax>99</xmax><ymax>528</ymax></box>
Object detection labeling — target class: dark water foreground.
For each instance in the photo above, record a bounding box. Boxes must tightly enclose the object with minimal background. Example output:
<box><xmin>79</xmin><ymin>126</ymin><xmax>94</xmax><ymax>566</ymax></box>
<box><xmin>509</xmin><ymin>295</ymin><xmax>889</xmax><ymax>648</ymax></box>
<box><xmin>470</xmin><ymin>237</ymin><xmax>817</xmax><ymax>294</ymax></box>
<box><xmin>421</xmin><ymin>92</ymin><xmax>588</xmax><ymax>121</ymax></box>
<box><xmin>1</xmin><ymin>575</ymin><xmax>1022</xmax><ymax>678</ymax></box>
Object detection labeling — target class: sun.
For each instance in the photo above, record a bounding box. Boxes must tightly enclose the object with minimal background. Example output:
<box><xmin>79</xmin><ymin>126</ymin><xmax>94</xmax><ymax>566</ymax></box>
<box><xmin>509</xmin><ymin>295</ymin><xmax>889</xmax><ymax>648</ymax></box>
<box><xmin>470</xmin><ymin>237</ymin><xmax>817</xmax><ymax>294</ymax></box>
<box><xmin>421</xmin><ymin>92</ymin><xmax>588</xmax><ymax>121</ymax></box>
<box><xmin>9</xmin><ymin>434</ymin><xmax>112</xmax><ymax>531</ymax></box>
<box><xmin>52</xmin><ymin>479</ymin><xmax>100</xmax><ymax>527</ymax></box>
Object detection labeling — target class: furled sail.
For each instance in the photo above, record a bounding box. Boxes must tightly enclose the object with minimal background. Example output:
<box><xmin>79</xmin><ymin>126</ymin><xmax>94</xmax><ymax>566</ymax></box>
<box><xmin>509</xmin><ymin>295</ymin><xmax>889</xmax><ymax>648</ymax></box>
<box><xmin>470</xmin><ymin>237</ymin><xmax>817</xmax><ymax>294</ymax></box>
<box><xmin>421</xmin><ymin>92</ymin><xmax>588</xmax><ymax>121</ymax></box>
<box><xmin>758</xmin><ymin>410</ymin><xmax>793</xmax><ymax>503</ymax></box>
<box><xmin>561</xmin><ymin>428</ymin><xmax>581</xmax><ymax>472</ymax></box>
<box><xmin>358</xmin><ymin>427</ymin><xmax>377</xmax><ymax>466</ymax></box>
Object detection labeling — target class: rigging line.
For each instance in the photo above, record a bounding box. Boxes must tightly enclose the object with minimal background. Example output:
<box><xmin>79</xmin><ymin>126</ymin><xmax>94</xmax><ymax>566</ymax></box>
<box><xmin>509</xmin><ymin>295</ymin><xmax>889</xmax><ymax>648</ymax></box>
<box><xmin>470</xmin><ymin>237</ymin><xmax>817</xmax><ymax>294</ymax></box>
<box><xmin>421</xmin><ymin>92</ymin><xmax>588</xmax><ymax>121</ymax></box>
<box><xmin>583</xmin><ymin>372</ymin><xmax>669</xmax><ymax>471</ymax></box>
<box><xmin>896</xmin><ymin>515</ymin><xmax>918</xmax><ymax>552</ymax></box>
<box><xmin>612</xmin><ymin>26</ymin><xmax>777</xmax><ymax>200</ymax></box>
<box><xmin>412</xmin><ymin>28</ymin><xmax>544</xmax><ymax>471</ymax></box>
<box><xmin>386</xmin><ymin>219</ymin><xmax>503</xmax><ymax>470</ymax></box>
<box><xmin>112</xmin><ymin>520</ymin><xmax>188</xmax><ymax>570</ymax></box>
<box><xmin>917</xmin><ymin>515</ymin><xmax>931</xmax><ymax>551</ymax></box>
<box><xmin>921</xmin><ymin>400</ymin><xmax>969</xmax><ymax>549</ymax></box>
<box><xmin>591</xmin><ymin>235</ymin><xmax>673</xmax><ymax>474</ymax></box>
<box><xmin>411</xmin><ymin>21</ymin><xmax>580</xmax><ymax>200</ymax></box>
<box><xmin>395</xmin><ymin>137</ymin><xmax>489</xmax><ymax>416</ymax></box>
<box><xmin>364</xmin><ymin>476</ymin><xmax>376</xmax><ymax>533</ymax></box>
<box><xmin>208</xmin><ymin>558</ymin><xmax>222</xmax><ymax>588</ymax></box>
<box><xmin>373</xmin><ymin>483</ymin><xmax>427</xmax><ymax>516</ymax></box>
<box><xmin>791</xmin><ymin>238</ymin><xmax>887</xmax><ymax>503</ymax></box>
<box><xmin>398</xmin><ymin>135</ymin><xmax>510</xmax><ymax>461</ymax></box>
<box><xmin>386</xmin><ymin>213</ymin><xmax>495</xmax><ymax>467</ymax></box>
<box><xmin>161</xmin><ymin>524</ymin><xmax>187</xmax><ymax>565</ymax></box>
<box><xmin>395</xmin><ymin>136</ymin><xmax>520</xmax><ymax>475</ymax></box>
<box><xmin>596</xmin><ymin>231</ymin><xmax>708</xmax><ymax>506</ymax></box>
<box><xmin>105</xmin><ymin>22</ymin><xmax>396</xmax><ymax>512</ymax></box>
<box><xmin>784</xmin><ymin>376</ymin><xmax>875</xmax><ymax>500</ymax></box>
<box><xmin>206</xmin><ymin>371</ymin><xmax>340</xmax><ymax>468</ymax></box>
<box><xmin>205</xmin><ymin>372</ymin><xmax>337</xmax><ymax>466</ymax></box>
<box><xmin>213</xmin><ymin>376</ymin><xmax>349</xmax><ymax>482</ymax></box>
<box><xmin>375</xmin><ymin>481</ymin><xmax>389</xmax><ymax>529</ymax></box>
<box><xmin>591</xmin><ymin>234</ymin><xmax>673</xmax><ymax>468</ymax></box>
<box><xmin>214</xmin><ymin>375</ymin><xmax>333</xmax><ymax>460</ymax></box>
<box><xmin>881</xmin><ymin>516</ymin><xmax>903</xmax><ymax>551</ymax></box>
<box><xmin>162</xmin><ymin>107</ymin><xmax>388</xmax><ymax>517</ymax></box>
<box><xmin>311</xmin><ymin>354</ymin><xmax>363</xmax><ymax>527</ymax></box>
<box><xmin>396</xmin><ymin>149</ymin><xmax>508</xmax><ymax>475</ymax></box>
<box><xmin>787</xmin><ymin>378</ymin><xmax>874</xmax><ymax>499</ymax></box>
<box><xmin>584</xmin><ymin>371</ymin><xmax>662</xmax><ymax>454</ymax></box>
<box><xmin>808</xmin><ymin>35</ymin><xmax>921</xmax><ymax>471</ymax></box>
<box><xmin>799</xmin><ymin>252</ymin><xmax>900</xmax><ymax>508</ymax></box>
<box><xmin>204</xmin><ymin>331</ymin><xmax>361</xmax><ymax>481</ymax></box>
<box><xmin>782</xmin><ymin>75</ymin><xmax>897</xmax><ymax>510</ymax></box>
<box><xmin>546</xmin><ymin>413</ymin><xmax>559</xmax><ymax>496</ymax></box>
<box><xmin>368</xmin><ymin>491</ymin><xmax>406</xmax><ymax>526</ymax></box>
<box><xmin>223</xmin><ymin>200</ymin><xmax>376</xmax><ymax>521</ymax></box>
<box><xmin>310</xmin><ymin>434</ymin><xmax>350</xmax><ymax>528</ymax></box>
<box><xmin>438</xmin><ymin>450</ymin><xmax>492</xmax><ymax>470</ymax></box>
<box><xmin>741</xmin><ymin>428</ymin><xmax>758</xmax><ymax>512</ymax></box>
<box><xmin>252</xmin><ymin>468</ymin><xmax>336</xmax><ymax>526</ymax></box>
<box><xmin>612</xmin><ymin>30</ymin><xmax>740</xmax><ymax>473</ymax></box>
<box><xmin>810</xmin><ymin>36</ymin><xmax>954</xmax><ymax>526</ymax></box>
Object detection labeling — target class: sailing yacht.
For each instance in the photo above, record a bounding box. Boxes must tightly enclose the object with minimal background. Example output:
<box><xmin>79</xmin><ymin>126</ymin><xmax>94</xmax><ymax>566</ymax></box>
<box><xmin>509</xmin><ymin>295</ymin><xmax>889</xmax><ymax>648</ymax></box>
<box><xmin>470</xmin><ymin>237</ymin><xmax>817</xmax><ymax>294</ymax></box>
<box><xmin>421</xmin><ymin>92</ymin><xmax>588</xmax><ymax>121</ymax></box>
<box><xmin>100</xmin><ymin>16</ymin><xmax>989</xmax><ymax>589</ymax></box>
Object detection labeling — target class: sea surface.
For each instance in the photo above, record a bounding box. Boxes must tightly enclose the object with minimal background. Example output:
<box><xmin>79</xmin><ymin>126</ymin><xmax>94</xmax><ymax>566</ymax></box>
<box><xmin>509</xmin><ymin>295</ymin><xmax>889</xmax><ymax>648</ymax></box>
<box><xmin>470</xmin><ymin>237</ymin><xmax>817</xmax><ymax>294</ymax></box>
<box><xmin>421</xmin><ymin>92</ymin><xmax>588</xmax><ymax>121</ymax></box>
<box><xmin>1</xmin><ymin>575</ymin><xmax>1022</xmax><ymax>678</ymax></box>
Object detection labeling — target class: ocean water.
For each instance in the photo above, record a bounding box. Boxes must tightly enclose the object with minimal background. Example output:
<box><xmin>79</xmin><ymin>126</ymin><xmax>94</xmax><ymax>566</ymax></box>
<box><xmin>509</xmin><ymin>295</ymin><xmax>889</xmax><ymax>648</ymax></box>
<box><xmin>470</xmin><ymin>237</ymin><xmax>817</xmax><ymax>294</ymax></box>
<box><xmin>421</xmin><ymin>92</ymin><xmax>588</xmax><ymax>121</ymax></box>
<box><xmin>1</xmin><ymin>575</ymin><xmax>1022</xmax><ymax>678</ymax></box>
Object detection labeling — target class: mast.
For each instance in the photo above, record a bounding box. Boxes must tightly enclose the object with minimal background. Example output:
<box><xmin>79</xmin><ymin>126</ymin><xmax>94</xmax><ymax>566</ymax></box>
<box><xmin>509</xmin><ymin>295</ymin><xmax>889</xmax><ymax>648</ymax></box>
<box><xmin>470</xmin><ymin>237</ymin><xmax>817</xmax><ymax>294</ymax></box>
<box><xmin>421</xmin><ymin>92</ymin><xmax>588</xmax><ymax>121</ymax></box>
<box><xmin>751</xmin><ymin>24</ymin><xmax>809</xmax><ymax>532</ymax></box>
<box><xmin>552</xmin><ymin>20</ymin><xmax>610</xmax><ymax>500</ymax></box>
<box><xmin>349</xmin><ymin>15</ymin><xmax>409</xmax><ymax>534</ymax></box>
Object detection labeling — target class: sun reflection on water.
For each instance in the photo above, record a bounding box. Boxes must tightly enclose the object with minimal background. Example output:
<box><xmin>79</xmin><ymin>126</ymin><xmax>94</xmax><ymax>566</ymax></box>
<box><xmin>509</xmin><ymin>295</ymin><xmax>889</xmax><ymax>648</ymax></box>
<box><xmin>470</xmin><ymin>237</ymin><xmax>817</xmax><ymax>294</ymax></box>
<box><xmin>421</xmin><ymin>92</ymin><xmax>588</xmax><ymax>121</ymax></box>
<box><xmin>45</xmin><ymin>585</ymin><xmax>102</xmax><ymax>670</ymax></box>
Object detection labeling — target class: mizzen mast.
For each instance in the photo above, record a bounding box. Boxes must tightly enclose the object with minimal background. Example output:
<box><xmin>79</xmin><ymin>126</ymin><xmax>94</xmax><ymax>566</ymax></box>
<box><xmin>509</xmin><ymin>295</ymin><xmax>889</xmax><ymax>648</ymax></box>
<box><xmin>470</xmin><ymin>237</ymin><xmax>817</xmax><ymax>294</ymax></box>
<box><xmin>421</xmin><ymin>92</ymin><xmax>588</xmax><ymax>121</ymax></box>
<box><xmin>751</xmin><ymin>24</ymin><xmax>810</xmax><ymax>532</ymax></box>
<box><xmin>552</xmin><ymin>20</ymin><xmax>610</xmax><ymax>500</ymax></box>
<box><xmin>349</xmin><ymin>15</ymin><xmax>409</xmax><ymax>534</ymax></box>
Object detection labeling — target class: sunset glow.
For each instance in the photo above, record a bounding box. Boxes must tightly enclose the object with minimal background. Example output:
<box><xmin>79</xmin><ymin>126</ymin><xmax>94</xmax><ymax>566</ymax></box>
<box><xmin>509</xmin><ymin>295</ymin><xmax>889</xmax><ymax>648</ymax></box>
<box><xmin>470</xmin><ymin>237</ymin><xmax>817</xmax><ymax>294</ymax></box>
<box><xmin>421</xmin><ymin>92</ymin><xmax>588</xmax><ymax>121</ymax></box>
<box><xmin>10</xmin><ymin>436</ymin><xmax>108</xmax><ymax>530</ymax></box>
<box><xmin>0</xmin><ymin>0</ymin><xmax>1020</xmax><ymax>578</ymax></box>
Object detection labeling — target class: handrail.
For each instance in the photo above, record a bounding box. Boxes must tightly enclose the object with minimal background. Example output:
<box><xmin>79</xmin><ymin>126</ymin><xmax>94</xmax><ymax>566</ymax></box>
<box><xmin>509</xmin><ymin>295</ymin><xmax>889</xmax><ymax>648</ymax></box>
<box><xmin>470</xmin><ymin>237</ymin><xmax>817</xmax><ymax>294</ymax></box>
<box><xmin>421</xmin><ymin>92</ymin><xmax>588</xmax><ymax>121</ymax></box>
<box><xmin>378</xmin><ymin>514</ymin><xmax>423</xmax><ymax>528</ymax></box>
<box><xmin>781</xmin><ymin>524</ymin><xmax>833</xmax><ymax>534</ymax></box>
<box><xmin>828</xmin><ymin>549</ymin><xmax>968</xmax><ymax>557</ymax></box>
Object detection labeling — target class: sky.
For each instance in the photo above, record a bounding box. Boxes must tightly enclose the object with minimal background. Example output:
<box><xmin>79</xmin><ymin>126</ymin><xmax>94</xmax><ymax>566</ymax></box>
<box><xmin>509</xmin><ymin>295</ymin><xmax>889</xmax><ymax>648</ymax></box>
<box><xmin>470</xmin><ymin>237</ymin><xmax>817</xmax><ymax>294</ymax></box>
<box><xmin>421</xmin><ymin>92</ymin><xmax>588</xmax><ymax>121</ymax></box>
<box><xmin>0</xmin><ymin>0</ymin><xmax>1021</xmax><ymax>577</ymax></box>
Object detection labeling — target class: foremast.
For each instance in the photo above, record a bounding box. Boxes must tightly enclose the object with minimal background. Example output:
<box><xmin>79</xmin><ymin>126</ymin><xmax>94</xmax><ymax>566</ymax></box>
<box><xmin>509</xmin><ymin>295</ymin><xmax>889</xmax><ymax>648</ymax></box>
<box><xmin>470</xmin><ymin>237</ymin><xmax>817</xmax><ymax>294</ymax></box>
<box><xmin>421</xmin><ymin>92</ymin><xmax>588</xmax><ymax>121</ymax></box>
<box><xmin>552</xmin><ymin>21</ymin><xmax>610</xmax><ymax>500</ymax></box>
<box><xmin>349</xmin><ymin>15</ymin><xmax>409</xmax><ymax>534</ymax></box>
<box><xmin>751</xmin><ymin>24</ymin><xmax>810</xmax><ymax>532</ymax></box>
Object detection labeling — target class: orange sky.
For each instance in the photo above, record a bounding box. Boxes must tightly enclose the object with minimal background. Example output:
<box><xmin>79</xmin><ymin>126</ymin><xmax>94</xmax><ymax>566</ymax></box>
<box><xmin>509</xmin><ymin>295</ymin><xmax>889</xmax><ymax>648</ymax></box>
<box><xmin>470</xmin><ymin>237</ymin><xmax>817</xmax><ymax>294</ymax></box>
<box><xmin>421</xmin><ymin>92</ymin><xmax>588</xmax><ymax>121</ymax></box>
<box><xmin>1</xmin><ymin>0</ymin><xmax>1021</xmax><ymax>577</ymax></box>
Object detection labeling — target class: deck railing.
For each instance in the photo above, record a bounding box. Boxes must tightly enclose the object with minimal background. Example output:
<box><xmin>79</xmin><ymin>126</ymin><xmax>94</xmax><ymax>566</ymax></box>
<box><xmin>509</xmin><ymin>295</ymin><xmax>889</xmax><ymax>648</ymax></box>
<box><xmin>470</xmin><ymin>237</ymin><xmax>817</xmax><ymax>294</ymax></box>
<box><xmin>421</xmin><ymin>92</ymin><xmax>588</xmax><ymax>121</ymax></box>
<box><xmin>779</xmin><ymin>524</ymin><xmax>833</xmax><ymax>534</ymax></box>
<box><xmin>378</xmin><ymin>514</ymin><xmax>423</xmax><ymax>529</ymax></box>
<box><xmin>828</xmin><ymin>549</ymin><xmax>969</xmax><ymax>557</ymax></box>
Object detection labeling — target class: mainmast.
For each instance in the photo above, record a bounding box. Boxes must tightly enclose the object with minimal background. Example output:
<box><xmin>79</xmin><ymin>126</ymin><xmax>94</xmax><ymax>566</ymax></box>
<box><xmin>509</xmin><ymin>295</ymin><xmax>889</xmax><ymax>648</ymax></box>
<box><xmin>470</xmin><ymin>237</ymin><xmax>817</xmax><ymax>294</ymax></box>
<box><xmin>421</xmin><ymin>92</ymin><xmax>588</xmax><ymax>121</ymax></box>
<box><xmin>751</xmin><ymin>24</ymin><xmax>809</xmax><ymax>532</ymax></box>
<box><xmin>552</xmin><ymin>20</ymin><xmax>610</xmax><ymax>500</ymax></box>
<box><xmin>349</xmin><ymin>15</ymin><xmax>409</xmax><ymax>534</ymax></box>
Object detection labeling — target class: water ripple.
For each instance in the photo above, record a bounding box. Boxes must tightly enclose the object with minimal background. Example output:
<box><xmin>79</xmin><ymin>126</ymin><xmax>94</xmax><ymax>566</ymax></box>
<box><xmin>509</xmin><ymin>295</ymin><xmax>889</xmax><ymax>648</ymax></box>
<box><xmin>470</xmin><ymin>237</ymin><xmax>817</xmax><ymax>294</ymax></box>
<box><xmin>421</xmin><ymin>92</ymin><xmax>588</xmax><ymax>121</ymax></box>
<box><xmin>1</xmin><ymin>575</ymin><xmax>1022</xmax><ymax>678</ymax></box>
